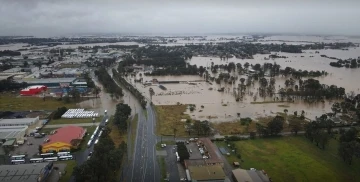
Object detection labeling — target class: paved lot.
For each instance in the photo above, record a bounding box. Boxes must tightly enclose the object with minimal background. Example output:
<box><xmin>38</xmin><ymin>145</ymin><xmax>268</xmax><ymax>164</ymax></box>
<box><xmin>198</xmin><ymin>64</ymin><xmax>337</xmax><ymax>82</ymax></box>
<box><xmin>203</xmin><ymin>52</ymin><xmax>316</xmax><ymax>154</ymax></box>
<box><xmin>186</xmin><ymin>142</ymin><xmax>202</xmax><ymax>159</ymax></box>
<box><xmin>164</xmin><ymin>145</ymin><xmax>180</xmax><ymax>182</ymax></box>
<box><xmin>12</xmin><ymin>136</ymin><xmax>45</xmax><ymax>158</ymax></box>
<box><xmin>46</xmin><ymin>163</ymin><xmax>66</xmax><ymax>182</ymax></box>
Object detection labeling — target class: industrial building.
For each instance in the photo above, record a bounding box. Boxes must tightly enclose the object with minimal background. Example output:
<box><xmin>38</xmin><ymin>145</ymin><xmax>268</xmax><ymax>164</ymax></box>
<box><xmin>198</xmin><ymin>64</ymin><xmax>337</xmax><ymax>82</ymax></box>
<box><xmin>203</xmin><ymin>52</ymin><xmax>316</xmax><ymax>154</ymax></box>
<box><xmin>18</xmin><ymin>77</ymin><xmax>78</xmax><ymax>87</ymax></box>
<box><xmin>187</xmin><ymin>165</ymin><xmax>226</xmax><ymax>182</ymax></box>
<box><xmin>42</xmin><ymin>125</ymin><xmax>86</xmax><ymax>153</ymax></box>
<box><xmin>20</xmin><ymin>85</ymin><xmax>47</xmax><ymax>96</ymax></box>
<box><xmin>0</xmin><ymin>162</ymin><xmax>53</xmax><ymax>182</ymax></box>
<box><xmin>0</xmin><ymin>126</ymin><xmax>27</xmax><ymax>141</ymax></box>
<box><xmin>0</xmin><ymin>117</ymin><xmax>40</xmax><ymax>127</ymax></box>
<box><xmin>232</xmin><ymin>169</ymin><xmax>271</xmax><ymax>182</ymax></box>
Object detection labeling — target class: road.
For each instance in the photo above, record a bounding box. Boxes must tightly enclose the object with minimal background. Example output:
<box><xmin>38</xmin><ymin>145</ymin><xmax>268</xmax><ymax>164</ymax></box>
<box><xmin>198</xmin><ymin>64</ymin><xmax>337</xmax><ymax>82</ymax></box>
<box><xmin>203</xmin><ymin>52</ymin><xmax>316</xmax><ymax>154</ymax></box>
<box><xmin>109</xmin><ymin>67</ymin><xmax>161</xmax><ymax>182</ymax></box>
<box><xmin>43</xmin><ymin>123</ymin><xmax>100</xmax><ymax>128</ymax></box>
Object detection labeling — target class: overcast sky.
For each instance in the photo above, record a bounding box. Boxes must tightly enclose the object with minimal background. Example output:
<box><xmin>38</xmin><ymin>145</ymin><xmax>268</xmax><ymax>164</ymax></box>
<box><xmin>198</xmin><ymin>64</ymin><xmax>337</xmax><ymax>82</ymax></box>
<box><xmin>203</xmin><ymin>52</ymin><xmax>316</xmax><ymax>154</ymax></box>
<box><xmin>1</xmin><ymin>0</ymin><xmax>359</xmax><ymax>37</ymax></box>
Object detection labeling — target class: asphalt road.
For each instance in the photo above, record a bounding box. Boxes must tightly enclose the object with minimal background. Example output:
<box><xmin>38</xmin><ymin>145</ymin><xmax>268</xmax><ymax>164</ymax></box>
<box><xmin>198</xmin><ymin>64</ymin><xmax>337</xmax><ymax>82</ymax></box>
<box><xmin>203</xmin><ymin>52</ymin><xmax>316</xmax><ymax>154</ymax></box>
<box><xmin>165</xmin><ymin>146</ymin><xmax>181</xmax><ymax>182</ymax></box>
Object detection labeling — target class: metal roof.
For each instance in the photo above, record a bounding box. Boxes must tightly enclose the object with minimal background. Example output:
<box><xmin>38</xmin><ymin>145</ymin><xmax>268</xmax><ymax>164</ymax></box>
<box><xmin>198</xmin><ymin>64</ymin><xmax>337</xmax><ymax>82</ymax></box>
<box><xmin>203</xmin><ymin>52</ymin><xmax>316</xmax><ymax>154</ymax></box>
<box><xmin>0</xmin><ymin>118</ymin><xmax>38</xmax><ymax>125</ymax></box>
<box><xmin>0</xmin><ymin>126</ymin><xmax>28</xmax><ymax>140</ymax></box>
<box><xmin>19</xmin><ymin>77</ymin><xmax>76</xmax><ymax>84</ymax></box>
<box><xmin>0</xmin><ymin>162</ymin><xmax>51</xmax><ymax>182</ymax></box>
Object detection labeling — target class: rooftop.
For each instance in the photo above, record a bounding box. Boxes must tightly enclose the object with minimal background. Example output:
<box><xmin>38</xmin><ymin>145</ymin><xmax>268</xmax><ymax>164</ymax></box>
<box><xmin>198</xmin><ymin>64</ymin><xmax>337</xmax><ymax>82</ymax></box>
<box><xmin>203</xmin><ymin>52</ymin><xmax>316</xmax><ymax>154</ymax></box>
<box><xmin>188</xmin><ymin>165</ymin><xmax>226</xmax><ymax>181</ymax></box>
<box><xmin>0</xmin><ymin>162</ymin><xmax>51</xmax><ymax>182</ymax></box>
<box><xmin>45</xmin><ymin>125</ymin><xmax>86</xmax><ymax>146</ymax></box>
<box><xmin>19</xmin><ymin>77</ymin><xmax>77</xmax><ymax>84</ymax></box>
<box><xmin>0</xmin><ymin>126</ymin><xmax>28</xmax><ymax>140</ymax></box>
<box><xmin>0</xmin><ymin>117</ymin><xmax>38</xmax><ymax>125</ymax></box>
<box><xmin>232</xmin><ymin>169</ymin><xmax>270</xmax><ymax>182</ymax></box>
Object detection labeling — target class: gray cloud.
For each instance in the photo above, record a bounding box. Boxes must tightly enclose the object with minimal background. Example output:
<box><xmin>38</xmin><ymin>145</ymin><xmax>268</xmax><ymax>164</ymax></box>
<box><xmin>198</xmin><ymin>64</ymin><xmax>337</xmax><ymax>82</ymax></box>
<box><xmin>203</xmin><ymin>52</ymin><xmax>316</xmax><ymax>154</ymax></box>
<box><xmin>0</xmin><ymin>0</ymin><xmax>359</xmax><ymax>36</ymax></box>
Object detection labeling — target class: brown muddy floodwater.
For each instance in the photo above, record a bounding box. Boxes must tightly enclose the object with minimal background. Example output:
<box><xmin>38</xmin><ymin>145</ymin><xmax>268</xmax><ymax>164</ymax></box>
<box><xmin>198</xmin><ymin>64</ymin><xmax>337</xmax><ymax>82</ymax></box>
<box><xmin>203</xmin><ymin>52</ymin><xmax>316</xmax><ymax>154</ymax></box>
<box><xmin>130</xmin><ymin>47</ymin><xmax>360</xmax><ymax>122</ymax></box>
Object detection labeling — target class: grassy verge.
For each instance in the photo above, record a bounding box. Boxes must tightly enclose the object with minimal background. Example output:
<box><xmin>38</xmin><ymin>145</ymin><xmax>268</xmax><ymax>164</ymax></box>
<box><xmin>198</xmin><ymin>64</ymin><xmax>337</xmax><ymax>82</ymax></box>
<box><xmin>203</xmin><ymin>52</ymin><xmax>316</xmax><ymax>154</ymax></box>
<box><xmin>144</xmin><ymin>110</ymin><xmax>148</xmax><ymax>119</ymax></box>
<box><xmin>158</xmin><ymin>157</ymin><xmax>167</xmax><ymax>182</ymax></box>
<box><xmin>48</xmin><ymin>117</ymin><xmax>102</xmax><ymax>125</ymax></box>
<box><xmin>109</xmin><ymin>116</ymin><xmax>127</xmax><ymax>147</ymax></box>
<box><xmin>155</xmin><ymin>105</ymin><xmax>191</xmax><ymax>137</ymax></box>
<box><xmin>78</xmin><ymin>126</ymin><xmax>97</xmax><ymax>152</ymax></box>
<box><xmin>250</xmin><ymin>101</ymin><xmax>287</xmax><ymax>104</ymax></box>
<box><xmin>57</xmin><ymin>160</ymin><xmax>77</xmax><ymax>182</ymax></box>
<box><xmin>212</xmin><ymin>121</ymin><xmax>246</xmax><ymax>135</ymax></box>
<box><xmin>0</xmin><ymin>93</ymin><xmax>77</xmax><ymax>111</ymax></box>
<box><xmin>216</xmin><ymin>136</ymin><xmax>360</xmax><ymax>182</ymax></box>
<box><xmin>156</xmin><ymin>140</ymin><xmax>176</xmax><ymax>151</ymax></box>
<box><xmin>130</xmin><ymin>114</ymin><xmax>138</xmax><ymax>154</ymax></box>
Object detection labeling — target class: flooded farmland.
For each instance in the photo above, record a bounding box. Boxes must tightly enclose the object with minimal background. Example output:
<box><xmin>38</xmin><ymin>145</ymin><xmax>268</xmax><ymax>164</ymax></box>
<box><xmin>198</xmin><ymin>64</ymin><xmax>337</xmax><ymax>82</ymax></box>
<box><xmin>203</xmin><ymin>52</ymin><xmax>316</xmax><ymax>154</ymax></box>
<box><xmin>129</xmin><ymin>38</ymin><xmax>360</xmax><ymax>122</ymax></box>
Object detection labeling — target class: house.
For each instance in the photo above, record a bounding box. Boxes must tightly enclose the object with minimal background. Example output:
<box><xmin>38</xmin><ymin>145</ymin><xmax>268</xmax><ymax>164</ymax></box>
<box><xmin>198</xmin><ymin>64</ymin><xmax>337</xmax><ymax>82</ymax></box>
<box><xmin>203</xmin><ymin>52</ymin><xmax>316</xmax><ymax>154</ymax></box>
<box><xmin>42</xmin><ymin>126</ymin><xmax>86</xmax><ymax>152</ymax></box>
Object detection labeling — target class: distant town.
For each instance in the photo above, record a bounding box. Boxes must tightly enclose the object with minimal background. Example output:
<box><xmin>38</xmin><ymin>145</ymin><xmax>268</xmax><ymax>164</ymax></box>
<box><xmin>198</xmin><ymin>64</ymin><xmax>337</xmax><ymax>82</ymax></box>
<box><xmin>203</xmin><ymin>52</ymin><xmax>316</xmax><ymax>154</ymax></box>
<box><xmin>0</xmin><ymin>34</ymin><xmax>360</xmax><ymax>182</ymax></box>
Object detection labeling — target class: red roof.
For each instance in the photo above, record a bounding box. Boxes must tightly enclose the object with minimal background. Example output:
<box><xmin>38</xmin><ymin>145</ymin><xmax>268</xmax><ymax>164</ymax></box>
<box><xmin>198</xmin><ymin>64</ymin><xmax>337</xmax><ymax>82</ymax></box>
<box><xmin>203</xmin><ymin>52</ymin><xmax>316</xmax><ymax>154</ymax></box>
<box><xmin>45</xmin><ymin>126</ymin><xmax>86</xmax><ymax>146</ymax></box>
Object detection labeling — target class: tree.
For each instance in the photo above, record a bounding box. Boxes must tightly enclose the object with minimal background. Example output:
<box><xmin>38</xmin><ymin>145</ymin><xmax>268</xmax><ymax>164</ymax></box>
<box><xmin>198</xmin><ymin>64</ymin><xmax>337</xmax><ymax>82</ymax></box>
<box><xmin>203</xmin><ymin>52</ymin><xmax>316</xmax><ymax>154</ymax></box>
<box><xmin>284</xmin><ymin>109</ymin><xmax>288</xmax><ymax>114</ymax></box>
<box><xmin>267</xmin><ymin>116</ymin><xmax>284</xmax><ymax>136</ymax></box>
<box><xmin>176</xmin><ymin>142</ymin><xmax>190</xmax><ymax>162</ymax></box>
<box><xmin>38</xmin><ymin>145</ymin><xmax>43</xmax><ymax>154</ymax></box>
<box><xmin>294</xmin><ymin>111</ymin><xmax>298</xmax><ymax>116</ymax></box>
<box><xmin>93</xmin><ymin>86</ymin><xmax>101</xmax><ymax>98</ymax></box>
<box><xmin>289</xmin><ymin>118</ymin><xmax>302</xmax><ymax>135</ymax></box>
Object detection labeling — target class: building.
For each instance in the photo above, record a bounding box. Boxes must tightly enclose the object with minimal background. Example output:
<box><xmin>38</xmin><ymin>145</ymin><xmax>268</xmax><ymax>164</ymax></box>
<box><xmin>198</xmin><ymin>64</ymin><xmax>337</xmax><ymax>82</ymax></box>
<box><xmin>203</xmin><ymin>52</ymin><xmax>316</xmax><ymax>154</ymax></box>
<box><xmin>0</xmin><ymin>126</ymin><xmax>27</xmax><ymax>141</ymax></box>
<box><xmin>18</xmin><ymin>77</ymin><xmax>78</xmax><ymax>87</ymax></box>
<box><xmin>232</xmin><ymin>169</ymin><xmax>271</xmax><ymax>182</ymax></box>
<box><xmin>42</xmin><ymin>125</ymin><xmax>86</xmax><ymax>152</ymax></box>
<box><xmin>0</xmin><ymin>117</ymin><xmax>40</xmax><ymax>127</ymax></box>
<box><xmin>198</xmin><ymin>138</ymin><xmax>224</xmax><ymax>166</ymax></box>
<box><xmin>0</xmin><ymin>162</ymin><xmax>53</xmax><ymax>182</ymax></box>
<box><xmin>20</xmin><ymin>85</ymin><xmax>47</xmax><ymax>96</ymax></box>
<box><xmin>187</xmin><ymin>165</ymin><xmax>226</xmax><ymax>182</ymax></box>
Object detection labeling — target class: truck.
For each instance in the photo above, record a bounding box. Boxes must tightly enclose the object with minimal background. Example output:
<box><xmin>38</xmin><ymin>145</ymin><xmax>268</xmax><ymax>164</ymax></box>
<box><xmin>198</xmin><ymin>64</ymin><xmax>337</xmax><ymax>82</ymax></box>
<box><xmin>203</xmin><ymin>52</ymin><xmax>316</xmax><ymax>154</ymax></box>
<box><xmin>175</xmin><ymin>152</ymin><xmax>180</xmax><ymax>162</ymax></box>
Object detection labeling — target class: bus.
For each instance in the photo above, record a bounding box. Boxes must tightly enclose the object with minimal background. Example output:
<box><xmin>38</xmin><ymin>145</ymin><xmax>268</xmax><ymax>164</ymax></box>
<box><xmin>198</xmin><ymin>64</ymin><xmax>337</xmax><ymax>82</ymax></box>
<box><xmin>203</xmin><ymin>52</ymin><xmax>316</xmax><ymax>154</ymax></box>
<box><xmin>59</xmin><ymin>155</ymin><xmax>73</xmax><ymax>161</ymax></box>
<box><xmin>40</xmin><ymin>153</ymin><xmax>54</xmax><ymax>158</ymax></box>
<box><xmin>44</xmin><ymin>157</ymin><xmax>58</xmax><ymax>162</ymax></box>
<box><xmin>94</xmin><ymin>139</ymin><xmax>99</xmax><ymax>144</ymax></box>
<box><xmin>98</xmin><ymin>131</ymin><xmax>103</xmax><ymax>138</ymax></box>
<box><xmin>57</xmin><ymin>152</ymin><xmax>71</xmax><ymax>157</ymax></box>
<box><xmin>30</xmin><ymin>158</ymin><xmax>44</xmax><ymax>163</ymax></box>
<box><xmin>11</xmin><ymin>159</ymin><xmax>25</xmax><ymax>165</ymax></box>
<box><xmin>10</xmin><ymin>155</ymin><xmax>26</xmax><ymax>160</ymax></box>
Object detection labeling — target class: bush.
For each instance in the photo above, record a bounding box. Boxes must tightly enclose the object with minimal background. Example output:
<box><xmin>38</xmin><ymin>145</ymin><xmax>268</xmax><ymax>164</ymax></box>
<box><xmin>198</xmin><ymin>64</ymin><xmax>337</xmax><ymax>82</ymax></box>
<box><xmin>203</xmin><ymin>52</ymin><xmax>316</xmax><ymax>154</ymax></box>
<box><xmin>53</xmin><ymin>107</ymin><xmax>67</xmax><ymax>119</ymax></box>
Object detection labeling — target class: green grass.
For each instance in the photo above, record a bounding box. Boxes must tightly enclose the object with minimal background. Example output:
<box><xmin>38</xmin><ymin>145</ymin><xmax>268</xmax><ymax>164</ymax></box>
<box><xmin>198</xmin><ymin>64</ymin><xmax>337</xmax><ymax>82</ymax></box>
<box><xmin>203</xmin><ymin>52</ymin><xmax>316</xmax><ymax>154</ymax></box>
<box><xmin>216</xmin><ymin>136</ymin><xmax>360</xmax><ymax>182</ymax></box>
<box><xmin>109</xmin><ymin>116</ymin><xmax>127</xmax><ymax>147</ymax></box>
<box><xmin>156</xmin><ymin>140</ymin><xmax>176</xmax><ymax>151</ymax></box>
<box><xmin>78</xmin><ymin>126</ymin><xmax>97</xmax><ymax>152</ymax></box>
<box><xmin>130</xmin><ymin>114</ymin><xmax>138</xmax><ymax>154</ymax></box>
<box><xmin>155</xmin><ymin>105</ymin><xmax>191</xmax><ymax>137</ymax></box>
<box><xmin>57</xmin><ymin>160</ymin><xmax>77</xmax><ymax>182</ymax></box>
<box><xmin>48</xmin><ymin>117</ymin><xmax>102</xmax><ymax>125</ymax></box>
<box><xmin>0</xmin><ymin>93</ymin><xmax>77</xmax><ymax>111</ymax></box>
<box><xmin>158</xmin><ymin>157</ymin><xmax>167</xmax><ymax>182</ymax></box>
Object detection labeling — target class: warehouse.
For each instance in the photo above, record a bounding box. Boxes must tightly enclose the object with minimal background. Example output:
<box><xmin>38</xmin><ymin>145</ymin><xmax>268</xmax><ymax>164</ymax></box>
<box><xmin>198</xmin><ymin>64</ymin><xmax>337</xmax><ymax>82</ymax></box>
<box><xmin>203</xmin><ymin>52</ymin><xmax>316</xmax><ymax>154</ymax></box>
<box><xmin>42</xmin><ymin>125</ymin><xmax>86</xmax><ymax>153</ymax></box>
<box><xmin>0</xmin><ymin>126</ymin><xmax>27</xmax><ymax>141</ymax></box>
<box><xmin>20</xmin><ymin>85</ymin><xmax>47</xmax><ymax>96</ymax></box>
<box><xmin>0</xmin><ymin>117</ymin><xmax>40</xmax><ymax>127</ymax></box>
<box><xmin>18</xmin><ymin>77</ymin><xmax>77</xmax><ymax>87</ymax></box>
<box><xmin>0</xmin><ymin>162</ymin><xmax>53</xmax><ymax>182</ymax></box>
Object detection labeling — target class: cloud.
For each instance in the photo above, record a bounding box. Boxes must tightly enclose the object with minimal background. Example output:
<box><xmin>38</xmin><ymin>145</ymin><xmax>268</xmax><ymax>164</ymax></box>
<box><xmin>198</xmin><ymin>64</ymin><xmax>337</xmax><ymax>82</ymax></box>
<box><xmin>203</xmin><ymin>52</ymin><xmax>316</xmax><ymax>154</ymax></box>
<box><xmin>0</xmin><ymin>0</ymin><xmax>359</xmax><ymax>36</ymax></box>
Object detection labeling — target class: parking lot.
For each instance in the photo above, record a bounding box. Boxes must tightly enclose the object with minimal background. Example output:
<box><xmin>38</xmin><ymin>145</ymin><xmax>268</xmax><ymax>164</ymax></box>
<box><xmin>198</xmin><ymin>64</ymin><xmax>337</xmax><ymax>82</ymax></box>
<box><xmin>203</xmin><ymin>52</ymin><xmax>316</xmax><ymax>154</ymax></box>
<box><xmin>12</xmin><ymin>135</ymin><xmax>47</xmax><ymax>158</ymax></box>
<box><xmin>186</xmin><ymin>142</ymin><xmax>203</xmax><ymax>160</ymax></box>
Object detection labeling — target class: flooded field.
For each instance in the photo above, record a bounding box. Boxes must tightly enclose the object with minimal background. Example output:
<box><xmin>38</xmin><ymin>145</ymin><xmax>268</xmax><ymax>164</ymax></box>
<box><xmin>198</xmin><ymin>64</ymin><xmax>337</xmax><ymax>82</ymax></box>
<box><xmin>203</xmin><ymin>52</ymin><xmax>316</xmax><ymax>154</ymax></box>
<box><xmin>131</xmin><ymin>46</ymin><xmax>360</xmax><ymax>122</ymax></box>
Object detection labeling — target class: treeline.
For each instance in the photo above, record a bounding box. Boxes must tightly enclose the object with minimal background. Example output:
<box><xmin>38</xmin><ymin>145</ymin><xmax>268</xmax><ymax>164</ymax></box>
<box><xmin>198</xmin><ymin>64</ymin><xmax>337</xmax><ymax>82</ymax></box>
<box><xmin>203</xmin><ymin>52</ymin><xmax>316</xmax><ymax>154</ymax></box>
<box><xmin>304</xmin><ymin>114</ymin><xmax>334</xmax><ymax>149</ymax></box>
<box><xmin>330</xmin><ymin>59</ymin><xmax>360</xmax><ymax>68</ymax></box>
<box><xmin>255</xmin><ymin>116</ymin><xmax>285</xmax><ymax>137</ymax></box>
<box><xmin>279</xmin><ymin>78</ymin><xmax>345</xmax><ymax>100</ymax></box>
<box><xmin>338</xmin><ymin>128</ymin><xmax>360</xmax><ymax>165</ymax></box>
<box><xmin>73</xmin><ymin>130</ymin><xmax>127</xmax><ymax>182</ymax></box>
<box><xmin>0</xmin><ymin>50</ymin><xmax>21</xmax><ymax>57</ymax></box>
<box><xmin>114</xmin><ymin>103</ymin><xmax>131</xmax><ymax>132</ymax></box>
<box><xmin>0</xmin><ymin>80</ymin><xmax>27</xmax><ymax>92</ymax></box>
<box><xmin>112</xmin><ymin>68</ymin><xmax>147</xmax><ymax>108</ymax></box>
<box><xmin>145</xmin><ymin>64</ymin><xmax>199</xmax><ymax>76</ymax></box>
<box><xmin>94</xmin><ymin>67</ymin><xmax>123</xmax><ymax>99</ymax></box>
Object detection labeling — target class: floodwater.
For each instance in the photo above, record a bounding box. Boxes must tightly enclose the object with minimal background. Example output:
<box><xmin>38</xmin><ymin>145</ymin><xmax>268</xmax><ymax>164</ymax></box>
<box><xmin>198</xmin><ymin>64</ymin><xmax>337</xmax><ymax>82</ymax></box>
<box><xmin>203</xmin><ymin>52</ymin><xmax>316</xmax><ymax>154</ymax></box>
<box><xmin>131</xmin><ymin>44</ymin><xmax>360</xmax><ymax>122</ymax></box>
<box><xmin>3</xmin><ymin>35</ymin><xmax>360</xmax><ymax>122</ymax></box>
